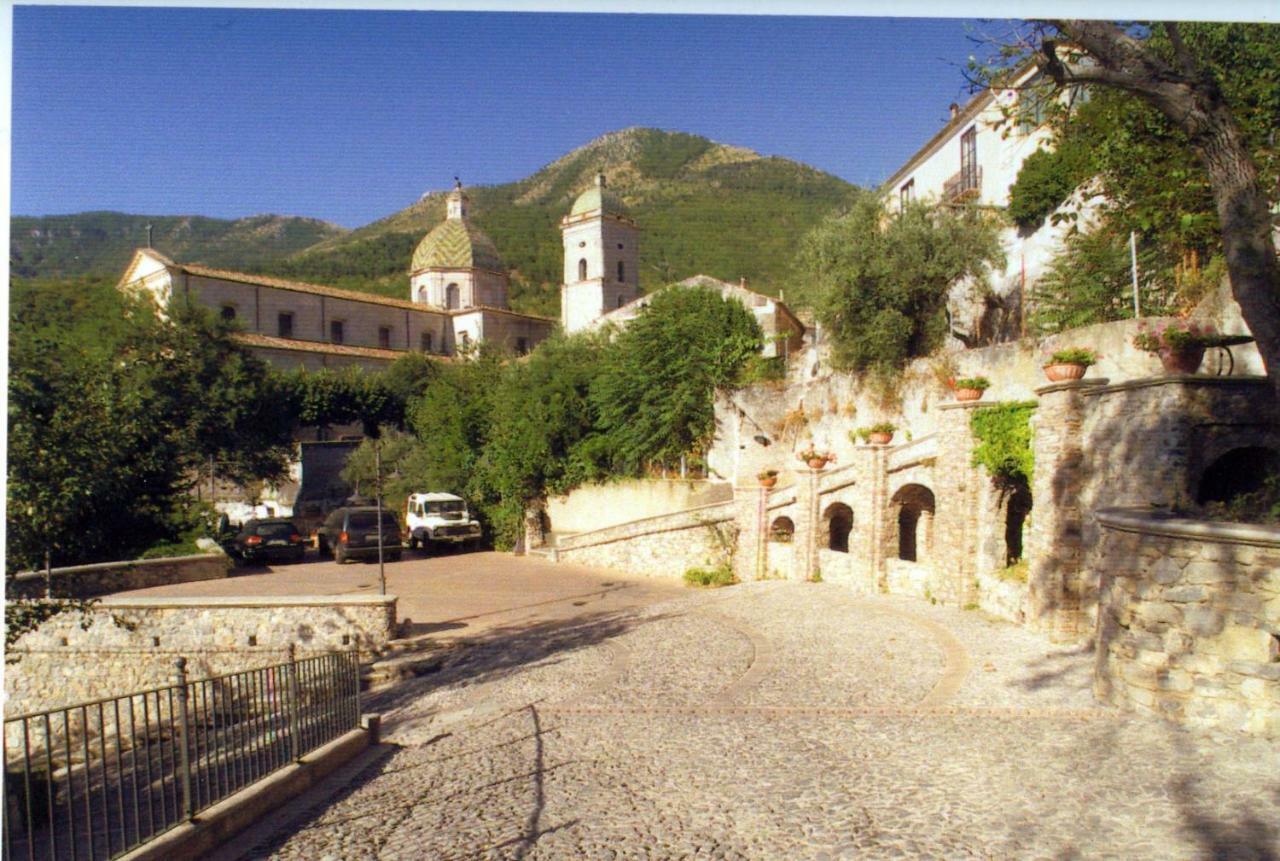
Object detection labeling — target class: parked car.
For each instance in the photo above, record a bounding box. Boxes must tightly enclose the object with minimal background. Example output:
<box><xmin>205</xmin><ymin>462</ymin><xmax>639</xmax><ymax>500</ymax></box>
<box><xmin>232</xmin><ymin>518</ymin><xmax>307</xmax><ymax>565</ymax></box>
<box><xmin>403</xmin><ymin>492</ymin><xmax>483</xmax><ymax>553</ymax></box>
<box><xmin>316</xmin><ymin>507</ymin><xmax>403</xmax><ymax>564</ymax></box>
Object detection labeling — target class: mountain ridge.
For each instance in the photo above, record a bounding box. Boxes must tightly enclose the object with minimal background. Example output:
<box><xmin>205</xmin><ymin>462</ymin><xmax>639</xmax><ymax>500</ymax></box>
<box><xmin>11</xmin><ymin>128</ymin><xmax>861</xmax><ymax>315</ymax></box>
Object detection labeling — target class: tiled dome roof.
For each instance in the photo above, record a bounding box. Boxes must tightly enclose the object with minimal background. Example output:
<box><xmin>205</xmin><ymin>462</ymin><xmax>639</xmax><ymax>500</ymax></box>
<box><xmin>411</xmin><ymin>218</ymin><xmax>504</xmax><ymax>272</ymax></box>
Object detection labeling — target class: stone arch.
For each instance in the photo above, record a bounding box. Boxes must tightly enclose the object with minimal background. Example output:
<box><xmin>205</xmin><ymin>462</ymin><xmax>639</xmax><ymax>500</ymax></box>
<box><xmin>445</xmin><ymin>283</ymin><xmax>460</xmax><ymax>309</ymax></box>
<box><xmin>822</xmin><ymin>503</ymin><xmax>853</xmax><ymax>553</ymax></box>
<box><xmin>891</xmin><ymin>484</ymin><xmax>935</xmax><ymax>562</ymax></box>
<box><xmin>769</xmin><ymin>516</ymin><xmax>794</xmax><ymax>543</ymax></box>
<box><xmin>578</xmin><ymin>258</ymin><xmax>588</xmax><ymax>281</ymax></box>
<box><xmin>1197</xmin><ymin>446</ymin><xmax>1280</xmax><ymax>505</ymax></box>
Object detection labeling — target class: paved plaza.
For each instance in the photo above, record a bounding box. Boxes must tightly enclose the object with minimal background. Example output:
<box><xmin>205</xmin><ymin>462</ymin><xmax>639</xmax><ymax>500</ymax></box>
<box><xmin>189</xmin><ymin>563</ymin><xmax>1279</xmax><ymax>860</ymax></box>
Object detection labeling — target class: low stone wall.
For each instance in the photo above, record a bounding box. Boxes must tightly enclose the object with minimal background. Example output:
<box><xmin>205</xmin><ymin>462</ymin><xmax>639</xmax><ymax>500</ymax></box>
<box><xmin>884</xmin><ymin>559</ymin><xmax>939</xmax><ymax>602</ymax></box>
<box><xmin>816</xmin><ymin>548</ymin><xmax>875</xmax><ymax>595</ymax></box>
<box><xmin>1094</xmin><ymin>508</ymin><xmax>1279</xmax><ymax>737</ymax></box>
<box><xmin>553</xmin><ymin>501</ymin><xmax>735</xmax><ymax>579</ymax></box>
<box><xmin>8</xmin><ymin>552</ymin><xmax>233</xmax><ymax>600</ymax></box>
<box><xmin>6</xmin><ymin>594</ymin><xmax>397</xmax><ymax>716</ymax></box>
<box><xmin>547</xmin><ymin>479</ymin><xmax>734</xmax><ymax>535</ymax></box>
<box><xmin>976</xmin><ymin>570</ymin><xmax>1029</xmax><ymax>624</ymax></box>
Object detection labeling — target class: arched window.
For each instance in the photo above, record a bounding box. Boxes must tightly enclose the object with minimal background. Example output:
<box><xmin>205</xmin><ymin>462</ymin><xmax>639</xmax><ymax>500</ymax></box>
<box><xmin>617</xmin><ymin>260</ymin><xmax>625</xmax><ymax>282</ymax></box>
<box><xmin>459</xmin><ymin>331</ymin><xmax>471</xmax><ymax>351</ymax></box>
<box><xmin>891</xmin><ymin>484</ymin><xmax>936</xmax><ymax>562</ymax></box>
<box><xmin>220</xmin><ymin>305</ymin><xmax>236</xmax><ymax>321</ymax></box>
<box><xmin>823</xmin><ymin>503</ymin><xmax>853</xmax><ymax>553</ymax></box>
<box><xmin>578</xmin><ymin>258</ymin><xmax>588</xmax><ymax>281</ymax></box>
<box><xmin>769</xmin><ymin>517</ymin><xmax>794</xmax><ymax>543</ymax></box>
<box><xmin>445</xmin><ymin>283</ymin><xmax>460</xmax><ymax>310</ymax></box>
<box><xmin>417</xmin><ymin>285</ymin><xmax>429</xmax><ymax>304</ymax></box>
<box><xmin>420</xmin><ymin>332</ymin><xmax>433</xmax><ymax>353</ymax></box>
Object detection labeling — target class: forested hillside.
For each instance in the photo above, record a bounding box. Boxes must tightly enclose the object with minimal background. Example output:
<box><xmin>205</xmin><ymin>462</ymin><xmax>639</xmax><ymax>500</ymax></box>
<box><xmin>12</xmin><ymin>129</ymin><xmax>860</xmax><ymax>316</ymax></box>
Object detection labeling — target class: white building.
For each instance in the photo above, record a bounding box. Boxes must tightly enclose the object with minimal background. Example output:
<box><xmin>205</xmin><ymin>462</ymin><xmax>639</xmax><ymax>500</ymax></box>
<box><xmin>881</xmin><ymin>68</ymin><xmax>1096</xmax><ymax>344</ymax></box>
<box><xmin>561</xmin><ymin>174</ymin><xmax>641</xmax><ymax>333</ymax></box>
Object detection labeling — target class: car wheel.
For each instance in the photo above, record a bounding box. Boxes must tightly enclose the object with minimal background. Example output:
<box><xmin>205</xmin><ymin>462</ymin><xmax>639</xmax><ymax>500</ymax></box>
<box><xmin>317</xmin><ymin>537</ymin><xmax>328</xmax><ymax>557</ymax></box>
<box><xmin>387</xmin><ymin>552</ymin><xmax>402</xmax><ymax>563</ymax></box>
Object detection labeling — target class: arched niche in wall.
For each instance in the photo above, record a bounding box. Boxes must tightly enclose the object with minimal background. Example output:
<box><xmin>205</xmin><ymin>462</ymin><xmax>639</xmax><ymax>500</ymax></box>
<box><xmin>822</xmin><ymin>503</ymin><xmax>854</xmax><ymax>553</ymax></box>
<box><xmin>769</xmin><ymin>516</ymin><xmax>795</xmax><ymax>543</ymax></box>
<box><xmin>891</xmin><ymin>484</ymin><xmax>935</xmax><ymax>562</ymax></box>
<box><xmin>1197</xmin><ymin>446</ymin><xmax>1280</xmax><ymax>507</ymax></box>
<box><xmin>1004</xmin><ymin>478</ymin><xmax>1033</xmax><ymax>565</ymax></box>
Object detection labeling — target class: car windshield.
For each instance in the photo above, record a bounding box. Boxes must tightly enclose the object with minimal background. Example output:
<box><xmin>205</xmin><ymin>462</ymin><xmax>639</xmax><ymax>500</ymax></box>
<box><xmin>348</xmin><ymin>512</ymin><xmax>398</xmax><ymax>530</ymax></box>
<box><xmin>255</xmin><ymin>523</ymin><xmax>295</xmax><ymax>539</ymax></box>
<box><xmin>426</xmin><ymin>501</ymin><xmax>465</xmax><ymax>515</ymax></box>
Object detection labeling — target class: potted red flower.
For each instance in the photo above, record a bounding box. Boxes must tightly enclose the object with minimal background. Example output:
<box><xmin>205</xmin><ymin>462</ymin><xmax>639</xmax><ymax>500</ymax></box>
<box><xmin>1133</xmin><ymin>320</ymin><xmax>1216</xmax><ymax>374</ymax></box>
<box><xmin>796</xmin><ymin>446</ymin><xmax>836</xmax><ymax>470</ymax></box>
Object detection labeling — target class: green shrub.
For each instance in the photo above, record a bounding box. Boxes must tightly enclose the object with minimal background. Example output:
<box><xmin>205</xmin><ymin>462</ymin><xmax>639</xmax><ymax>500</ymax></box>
<box><xmin>1047</xmin><ymin>348</ymin><xmax>1098</xmax><ymax>366</ymax></box>
<box><xmin>953</xmin><ymin>377</ymin><xmax>990</xmax><ymax>391</ymax></box>
<box><xmin>683</xmin><ymin>563</ymin><xmax>737</xmax><ymax>588</ymax></box>
<box><xmin>1203</xmin><ymin>473</ymin><xmax>1280</xmax><ymax>525</ymax></box>
<box><xmin>1005</xmin><ymin>142</ymin><xmax>1094</xmax><ymax>230</ymax></box>
<box><xmin>1000</xmin><ymin>559</ymin><xmax>1030</xmax><ymax>583</ymax></box>
<box><xmin>971</xmin><ymin>402</ymin><xmax>1036</xmax><ymax>485</ymax></box>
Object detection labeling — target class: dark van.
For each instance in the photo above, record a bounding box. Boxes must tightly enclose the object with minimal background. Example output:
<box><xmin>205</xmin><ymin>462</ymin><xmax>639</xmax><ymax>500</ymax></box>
<box><xmin>316</xmin><ymin>507</ymin><xmax>403</xmax><ymax>564</ymax></box>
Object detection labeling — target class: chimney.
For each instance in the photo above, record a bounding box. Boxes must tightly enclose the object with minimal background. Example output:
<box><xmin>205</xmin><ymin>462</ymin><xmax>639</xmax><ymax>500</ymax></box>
<box><xmin>949</xmin><ymin>103</ymin><xmax>959</xmax><ymax>120</ymax></box>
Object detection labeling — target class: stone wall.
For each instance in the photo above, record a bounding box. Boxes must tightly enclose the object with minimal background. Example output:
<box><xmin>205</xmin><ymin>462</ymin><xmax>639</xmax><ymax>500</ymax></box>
<box><xmin>546</xmin><ymin>479</ymin><xmax>734</xmax><ymax>536</ymax></box>
<box><xmin>553</xmin><ymin>502</ymin><xmax>736</xmax><ymax>579</ymax></box>
<box><xmin>1093</xmin><ymin>509</ymin><xmax>1279</xmax><ymax>737</ymax></box>
<box><xmin>975</xmin><ymin>570</ymin><xmax>1029</xmax><ymax>624</ymax></box>
<box><xmin>6</xmin><ymin>594</ymin><xmax>397</xmax><ymax>716</ymax></box>
<box><xmin>7</xmin><ymin>552</ymin><xmax>233</xmax><ymax>600</ymax></box>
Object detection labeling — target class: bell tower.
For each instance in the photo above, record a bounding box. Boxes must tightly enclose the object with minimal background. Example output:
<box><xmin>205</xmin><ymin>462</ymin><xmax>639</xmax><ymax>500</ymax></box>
<box><xmin>560</xmin><ymin>174</ymin><xmax>639</xmax><ymax>333</ymax></box>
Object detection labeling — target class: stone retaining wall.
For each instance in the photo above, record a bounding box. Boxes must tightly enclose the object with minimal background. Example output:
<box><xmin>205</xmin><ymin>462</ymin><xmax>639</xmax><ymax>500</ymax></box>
<box><xmin>1094</xmin><ymin>508</ymin><xmax>1279</xmax><ymax>737</ymax></box>
<box><xmin>553</xmin><ymin>501</ymin><xmax>736</xmax><ymax>579</ymax></box>
<box><xmin>976</xmin><ymin>570</ymin><xmax>1029</xmax><ymax>624</ymax></box>
<box><xmin>8</xmin><ymin>552</ymin><xmax>233</xmax><ymax>600</ymax></box>
<box><xmin>6</xmin><ymin>594</ymin><xmax>397</xmax><ymax>716</ymax></box>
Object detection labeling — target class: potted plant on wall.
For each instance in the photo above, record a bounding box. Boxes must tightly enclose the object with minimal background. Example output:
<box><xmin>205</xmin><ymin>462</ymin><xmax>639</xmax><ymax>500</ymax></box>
<box><xmin>1133</xmin><ymin>320</ymin><xmax>1217</xmax><ymax>374</ymax></box>
<box><xmin>854</xmin><ymin>422</ymin><xmax>897</xmax><ymax>445</ymax></box>
<box><xmin>796</xmin><ymin>445</ymin><xmax>836</xmax><ymax>470</ymax></box>
<box><xmin>1043</xmin><ymin>348</ymin><xmax>1098</xmax><ymax>382</ymax></box>
<box><xmin>953</xmin><ymin>377</ymin><xmax>990</xmax><ymax>401</ymax></box>
<box><xmin>757</xmin><ymin>469</ymin><xmax>779</xmax><ymax>489</ymax></box>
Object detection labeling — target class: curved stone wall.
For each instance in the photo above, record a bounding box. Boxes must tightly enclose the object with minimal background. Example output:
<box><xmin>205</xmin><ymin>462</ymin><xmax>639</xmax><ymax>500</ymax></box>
<box><xmin>1094</xmin><ymin>508</ymin><xmax>1279</xmax><ymax>736</ymax></box>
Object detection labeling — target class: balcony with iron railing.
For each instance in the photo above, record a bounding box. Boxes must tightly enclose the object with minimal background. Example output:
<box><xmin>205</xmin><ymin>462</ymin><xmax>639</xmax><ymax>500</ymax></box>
<box><xmin>943</xmin><ymin>166</ymin><xmax>983</xmax><ymax>203</ymax></box>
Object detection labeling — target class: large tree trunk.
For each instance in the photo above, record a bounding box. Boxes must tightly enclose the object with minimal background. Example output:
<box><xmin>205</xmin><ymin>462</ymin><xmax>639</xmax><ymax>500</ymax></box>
<box><xmin>1040</xmin><ymin>21</ymin><xmax>1280</xmax><ymax>395</ymax></box>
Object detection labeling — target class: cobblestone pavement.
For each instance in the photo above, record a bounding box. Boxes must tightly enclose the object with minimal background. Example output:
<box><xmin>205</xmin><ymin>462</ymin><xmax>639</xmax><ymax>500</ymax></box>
<box><xmin>228</xmin><ymin>581</ymin><xmax>1280</xmax><ymax>860</ymax></box>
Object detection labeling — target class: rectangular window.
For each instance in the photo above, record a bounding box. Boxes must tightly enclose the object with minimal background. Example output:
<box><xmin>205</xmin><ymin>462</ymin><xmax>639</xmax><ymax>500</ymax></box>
<box><xmin>378</xmin><ymin>326</ymin><xmax>391</xmax><ymax>349</ymax></box>
<box><xmin>960</xmin><ymin>126</ymin><xmax>978</xmax><ymax>193</ymax></box>
<box><xmin>330</xmin><ymin>320</ymin><xmax>344</xmax><ymax>344</ymax></box>
<box><xmin>899</xmin><ymin>179</ymin><xmax>915</xmax><ymax>212</ymax></box>
<box><xmin>277</xmin><ymin>312</ymin><xmax>294</xmax><ymax>339</ymax></box>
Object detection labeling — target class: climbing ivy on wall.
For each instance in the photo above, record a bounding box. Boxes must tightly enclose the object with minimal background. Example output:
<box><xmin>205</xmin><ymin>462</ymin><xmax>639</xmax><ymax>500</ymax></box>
<box><xmin>970</xmin><ymin>402</ymin><xmax>1037</xmax><ymax>486</ymax></box>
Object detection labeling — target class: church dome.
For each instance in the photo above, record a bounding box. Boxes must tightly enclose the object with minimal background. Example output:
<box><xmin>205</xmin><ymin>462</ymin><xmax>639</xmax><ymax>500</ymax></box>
<box><xmin>411</xmin><ymin>217</ymin><xmax>504</xmax><ymax>272</ymax></box>
<box><xmin>570</xmin><ymin>173</ymin><xmax>628</xmax><ymax>218</ymax></box>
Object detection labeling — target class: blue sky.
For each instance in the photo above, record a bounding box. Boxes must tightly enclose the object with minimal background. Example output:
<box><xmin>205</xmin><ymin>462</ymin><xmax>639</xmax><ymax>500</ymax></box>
<box><xmin>12</xmin><ymin>9</ymin><xmax>1044</xmax><ymax>226</ymax></box>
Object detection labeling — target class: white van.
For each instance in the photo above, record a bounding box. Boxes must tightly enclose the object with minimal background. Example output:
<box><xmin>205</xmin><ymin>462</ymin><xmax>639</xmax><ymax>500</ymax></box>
<box><xmin>403</xmin><ymin>492</ymin><xmax>482</xmax><ymax>552</ymax></box>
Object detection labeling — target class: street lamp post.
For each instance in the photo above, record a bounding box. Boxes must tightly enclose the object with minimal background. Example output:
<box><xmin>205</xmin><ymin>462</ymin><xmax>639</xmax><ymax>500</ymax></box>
<box><xmin>375</xmin><ymin>439</ymin><xmax>386</xmax><ymax>596</ymax></box>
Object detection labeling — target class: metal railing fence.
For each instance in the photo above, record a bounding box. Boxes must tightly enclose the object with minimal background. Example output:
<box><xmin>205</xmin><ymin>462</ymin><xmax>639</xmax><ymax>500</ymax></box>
<box><xmin>3</xmin><ymin>647</ymin><xmax>361</xmax><ymax>861</ymax></box>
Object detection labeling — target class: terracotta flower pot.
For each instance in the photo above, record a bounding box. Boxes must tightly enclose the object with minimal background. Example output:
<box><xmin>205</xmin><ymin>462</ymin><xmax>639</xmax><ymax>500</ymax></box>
<box><xmin>758</xmin><ymin>476</ymin><xmax>778</xmax><ymax>489</ymax></box>
<box><xmin>807</xmin><ymin>458</ymin><xmax>829</xmax><ymax>470</ymax></box>
<box><xmin>954</xmin><ymin>387</ymin><xmax>984</xmax><ymax>402</ymax></box>
<box><xmin>1158</xmin><ymin>345</ymin><xmax>1205</xmax><ymax>375</ymax></box>
<box><xmin>1043</xmin><ymin>363</ymin><xmax>1087</xmax><ymax>382</ymax></box>
<box><xmin>868</xmin><ymin>432</ymin><xmax>894</xmax><ymax>445</ymax></box>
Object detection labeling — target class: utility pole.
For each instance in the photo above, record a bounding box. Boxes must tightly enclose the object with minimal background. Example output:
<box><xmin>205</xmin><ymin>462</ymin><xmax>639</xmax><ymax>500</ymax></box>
<box><xmin>375</xmin><ymin>440</ymin><xmax>386</xmax><ymax>596</ymax></box>
<box><xmin>1130</xmin><ymin>231</ymin><xmax>1141</xmax><ymax>318</ymax></box>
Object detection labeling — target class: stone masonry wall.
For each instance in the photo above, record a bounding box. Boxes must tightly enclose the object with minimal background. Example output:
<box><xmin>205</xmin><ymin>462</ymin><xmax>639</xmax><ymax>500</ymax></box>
<box><xmin>6</xmin><ymin>594</ymin><xmax>397</xmax><ymax>716</ymax></box>
<box><xmin>1094</xmin><ymin>509</ymin><xmax>1279</xmax><ymax>737</ymax></box>
<box><xmin>8</xmin><ymin>552</ymin><xmax>233</xmax><ymax>600</ymax></box>
<box><xmin>553</xmin><ymin>502</ymin><xmax>736</xmax><ymax>579</ymax></box>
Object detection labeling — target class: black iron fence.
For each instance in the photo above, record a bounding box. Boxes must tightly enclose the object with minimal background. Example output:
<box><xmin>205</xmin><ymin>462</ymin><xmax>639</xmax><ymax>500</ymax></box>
<box><xmin>3</xmin><ymin>648</ymin><xmax>361</xmax><ymax>861</ymax></box>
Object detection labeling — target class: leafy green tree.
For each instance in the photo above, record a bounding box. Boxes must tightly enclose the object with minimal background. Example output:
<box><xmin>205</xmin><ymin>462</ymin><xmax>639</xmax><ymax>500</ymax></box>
<box><xmin>591</xmin><ymin>287</ymin><xmax>763</xmax><ymax>474</ymax></box>
<box><xmin>795</xmin><ymin>193</ymin><xmax>1004</xmax><ymax>372</ymax></box>
<box><xmin>984</xmin><ymin>21</ymin><xmax>1280</xmax><ymax>395</ymax></box>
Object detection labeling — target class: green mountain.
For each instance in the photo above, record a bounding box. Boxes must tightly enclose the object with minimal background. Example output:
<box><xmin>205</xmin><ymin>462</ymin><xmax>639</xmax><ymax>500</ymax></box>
<box><xmin>10</xmin><ymin>212</ymin><xmax>348</xmax><ymax>281</ymax></box>
<box><xmin>11</xmin><ymin>129</ymin><xmax>861</xmax><ymax>316</ymax></box>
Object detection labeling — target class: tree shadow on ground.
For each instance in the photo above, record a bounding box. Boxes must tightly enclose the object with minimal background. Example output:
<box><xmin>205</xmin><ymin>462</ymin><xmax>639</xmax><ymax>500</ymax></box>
<box><xmin>1005</xmin><ymin>641</ymin><xmax>1095</xmax><ymax>694</ymax></box>
<box><xmin>365</xmin><ymin>605</ymin><xmax>670</xmax><ymax>719</ymax></box>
